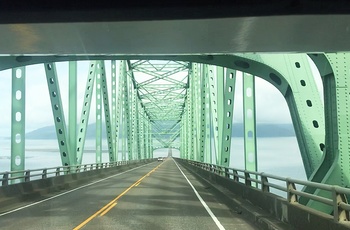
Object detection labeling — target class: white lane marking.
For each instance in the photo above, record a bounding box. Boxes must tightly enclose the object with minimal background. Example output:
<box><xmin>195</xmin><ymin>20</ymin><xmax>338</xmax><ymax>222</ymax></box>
<box><xmin>173</xmin><ymin>159</ymin><xmax>226</xmax><ymax>230</ymax></box>
<box><xmin>0</xmin><ymin>162</ymin><xmax>154</xmax><ymax>217</ymax></box>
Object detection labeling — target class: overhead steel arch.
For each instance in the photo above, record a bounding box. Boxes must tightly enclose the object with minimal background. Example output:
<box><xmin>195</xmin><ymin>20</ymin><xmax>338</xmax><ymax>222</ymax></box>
<box><xmin>0</xmin><ymin>54</ymin><xmax>325</xmax><ymax>179</ymax></box>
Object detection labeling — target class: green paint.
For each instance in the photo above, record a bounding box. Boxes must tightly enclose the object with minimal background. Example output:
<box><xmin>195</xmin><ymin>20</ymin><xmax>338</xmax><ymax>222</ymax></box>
<box><xmin>220</xmin><ymin>69</ymin><xmax>236</xmax><ymax>167</ymax></box>
<box><xmin>44</xmin><ymin>63</ymin><xmax>72</xmax><ymax>166</ymax></box>
<box><xmin>68</xmin><ymin>61</ymin><xmax>77</xmax><ymax>165</ymax></box>
<box><xmin>111</xmin><ymin>60</ymin><xmax>117</xmax><ymax>161</ymax></box>
<box><xmin>97</xmin><ymin>61</ymin><xmax>115</xmax><ymax>162</ymax></box>
<box><xmin>76</xmin><ymin>61</ymin><xmax>96</xmax><ymax>164</ymax></box>
<box><xmin>11</xmin><ymin>66</ymin><xmax>25</xmax><ymax>182</ymax></box>
<box><xmin>95</xmin><ymin>62</ymin><xmax>102</xmax><ymax>163</ymax></box>
<box><xmin>208</xmin><ymin>65</ymin><xmax>220</xmax><ymax>164</ymax></box>
<box><xmin>304</xmin><ymin>53</ymin><xmax>350</xmax><ymax>213</ymax></box>
<box><xmin>243</xmin><ymin>73</ymin><xmax>257</xmax><ymax>172</ymax></box>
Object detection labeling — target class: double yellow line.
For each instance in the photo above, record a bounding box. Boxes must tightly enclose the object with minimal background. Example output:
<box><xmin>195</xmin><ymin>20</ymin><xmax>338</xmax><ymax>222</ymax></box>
<box><xmin>73</xmin><ymin>162</ymin><xmax>163</xmax><ymax>230</ymax></box>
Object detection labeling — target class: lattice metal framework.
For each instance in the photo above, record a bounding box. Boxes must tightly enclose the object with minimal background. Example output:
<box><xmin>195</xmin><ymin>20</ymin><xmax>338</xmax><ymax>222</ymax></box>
<box><xmin>4</xmin><ymin>53</ymin><xmax>350</xmax><ymax>213</ymax></box>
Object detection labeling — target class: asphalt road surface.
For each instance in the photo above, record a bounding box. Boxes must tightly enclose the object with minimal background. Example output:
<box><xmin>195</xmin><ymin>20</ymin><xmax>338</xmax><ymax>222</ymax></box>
<box><xmin>0</xmin><ymin>158</ymin><xmax>258</xmax><ymax>230</ymax></box>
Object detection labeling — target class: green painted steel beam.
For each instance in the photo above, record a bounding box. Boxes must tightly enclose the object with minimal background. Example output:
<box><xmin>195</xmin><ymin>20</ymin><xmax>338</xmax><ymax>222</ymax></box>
<box><xmin>208</xmin><ymin>65</ymin><xmax>220</xmax><ymax>164</ymax></box>
<box><xmin>44</xmin><ymin>63</ymin><xmax>72</xmax><ymax>166</ymax></box>
<box><xmin>120</xmin><ymin>61</ymin><xmax>129</xmax><ymax>161</ymax></box>
<box><xmin>95</xmin><ymin>62</ymin><xmax>102</xmax><ymax>163</ymax></box>
<box><xmin>68</xmin><ymin>61</ymin><xmax>77</xmax><ymax>165</ymax></box>
<box><xmin>11</xmin><ymin>66</ymin><xmax>25</xmax><ymax>181</ymax></box>
<box><xmin>235</xmin><ymin>54</ymin><xmax>324</xmax><ymax>178</ymax></box>
<box><xmin>203</xmin><ymin>65</ymin><xmax>212</xmax><ymax>164</ymax></box>
<box><xmin>126</xmin><ymin>63</ymin><xmax>133</xmax><ymax>160</ymax></box>
<box><xmin>76</xmin><ymin>61</ymin><xmax>96</xmax><ymax>164</ymax></box>
<box><xmin>304</xmin><ymin>53</ymin><xmax>350</xmax><ymax>214</ymax></box>
<box><xmin>220</xmin><ymin>69</ymin><xmax>236</xmax><ymax>167</ymax></box>
<box><xmin>115</xmin><ymin>60</ymin><xmax>124</xmax><ymax>161</ymax></box>
<box><xmin>216</xmin><ymin>66</ymin><xmax>225</xmax><ymax>165</ymax></box>
<box><xmin>111</xmin><ymin>60</ymin><xmax>117</xmax><ymax>161</ymax></box>
<box><xmin>149</xmin><ymin>122</ymin><xmax>153</xmax><ymax>158</ymax></box>
<box><xmin>97</xmin><ymin>61</ymin><xmax>115</xmax><ymax>162</ymax></box>
<box><xmin>243</xmin><ymin>73</ymin><xmax>257</xmax><ymax>172</ymax></box>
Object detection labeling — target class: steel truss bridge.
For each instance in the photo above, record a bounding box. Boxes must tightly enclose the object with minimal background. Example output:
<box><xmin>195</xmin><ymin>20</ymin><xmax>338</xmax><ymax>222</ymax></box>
<box><xmin>1</xmin><ymin>1</ymin><xmax>350</xmax><ymax>229</ymax></box>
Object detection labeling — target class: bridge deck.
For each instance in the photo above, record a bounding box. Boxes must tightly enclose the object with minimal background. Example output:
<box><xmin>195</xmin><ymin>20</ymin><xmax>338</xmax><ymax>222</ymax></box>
<box><xmin>0</xmin><ymin>159</ymin><xmax>258</xmax><ymax>230</ymax></box>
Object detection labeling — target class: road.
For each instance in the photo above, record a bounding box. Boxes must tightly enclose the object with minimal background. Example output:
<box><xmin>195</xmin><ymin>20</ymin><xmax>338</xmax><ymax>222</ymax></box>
<box><xmin>0</xmin><ymin>158</ymin><xmax>258</xmax><ymax>230</ymax></box>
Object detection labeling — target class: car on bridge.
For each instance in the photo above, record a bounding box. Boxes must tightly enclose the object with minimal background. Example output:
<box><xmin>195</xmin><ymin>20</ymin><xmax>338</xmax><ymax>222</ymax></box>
<box><xmin>157</xmin><ymin>157</ymin><xmax>164</xmax><ymax>162</ymax></box>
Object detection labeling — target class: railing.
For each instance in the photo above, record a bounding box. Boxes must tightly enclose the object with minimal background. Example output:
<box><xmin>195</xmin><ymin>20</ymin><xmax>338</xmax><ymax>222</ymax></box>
<box><xmin>0</xmin><ymin>159</ymin><xmax>148</xmax><ymax>186</ymax></box>
<box><xmin>185</xmin><ymin>159</ymin><xmax>350</xmax><ymax>223</ymax></box>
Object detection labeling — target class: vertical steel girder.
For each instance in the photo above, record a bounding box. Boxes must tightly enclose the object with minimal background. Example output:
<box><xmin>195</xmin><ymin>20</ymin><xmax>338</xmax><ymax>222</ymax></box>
<box><xmin>216</xmin><ymin>67</ymin><xmax>225</xmax><ymax>165</ymax></box>
<box><xmin>44</xmin><ymin>63</ymin><xmax>72</xmax><ymax>166</ymax></box>
<box><xmin>187</xmin><ymin>88</ymin><xmax>193</xmax><ymax>159</ymax></box>
<box><xmin>76</xmin><ymin>62</ymin><xmax>96</xmax><ymax>165</ymax></box>
<box><xmin>189</xmin><ymin>73</ymin><xmax>195</xmax><ymax>160</ymax></box>
<box><xmin>221</xmin><ymin>69</ymin><xmax>236</xmax><ymax>167</ymax></box>
<box><xmin>119</xmin><ymin>61</ymin><xmax>127</xmax><ymax>161</ymax></box>
<box><xmin>111</xmin><ymin>60</ymin><xmax>117</xmax><ymax>160</ymax></box>
<box><xmin>192</xmin><ymin>64</ymin><xmax>199</xmax><ymax>160</ymax></box>
<box><xmin>208</xmin><ymin>65</ymin><xmax>220</xmax><ymax>164</ymax></box>
<box><xmin>143</xmin><ymin>117</ymin><xmax>148</xmax><ymax>159</ymax></box>
<box><xmin>96</xmin><ymin>61</ymin><xmax>115</xmax><ymax>162</ymax></box>
<box><xmin>139</xmin><ymin>109</ymin><xmax>145</xmax><ymax>159</ymax></box>
<box><xmin>203</xmin><ymin>65</ymin><xmax>212</xmax><ymax>163</ymax></box>
<box><xmin>243</xmin><ymin>73</ymin><xmax>257</xmax><ymax>172</ymax></box>
<box><xmin>95</xmin><ymin>62</ymin><xmax>102</xmax><ymax>163</ymax></box>
<box><xmin>193</xmin><ymin>63</ymin><xmax>206</xmax><ymax>162</ymax></box>
<box><xmin>207</xmin><ymin>65</ymin><xmax>235</xmax><ymax>166</ymax></box>
<box><xmin>148</xmin><ymin>119</ymin><xmax>152</xmax><ymax>158</ymax></box>
<box><xmin>130</xmin><ymin>85</ymin><xmax>135</xmax><ymax>159</ymax></box>
<box><xmin>127</xmin><ymin>72</ymin><xmax>133</xmax><ymax>160</ymax></box>
<box><xmin>116</xmin><ymin>61</ymin><xmax>124</xmax><ymax>161</ymax></box>
<box><xmin>149</xmin><ymin>121</ymin><xmax>153</xmax><ymax>158</ymax></box>
<box><xmin>120</xmin><ymin>61</ymin><xmax>132</xmax><ymax>160</ymax></box>
<box><xmin>134</xmin><ymin>91</ymin><xmax>141</xmax><ymax>159</ymax></box>
<box><xmin>11</xmin><ymin>67</ymin><xmax>25</xmax><ymax>179</ymax></box>
<box><xmin>68</xmin><ymin>61</ymin><xmax>77</xmax><ymax>165</ymax></box>
<box><xmin>180</xmin><ymin>114</ymin><xmax>185</xmax><ymax>159</ymax></box>
<box><xmin>184</xmin><ymin>109</ymin><xmax>189</xmax><ymax>159</ymax></box>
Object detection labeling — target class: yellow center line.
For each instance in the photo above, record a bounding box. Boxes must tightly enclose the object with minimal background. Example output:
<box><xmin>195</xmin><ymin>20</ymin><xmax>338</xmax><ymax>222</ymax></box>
<box><xmin>73</xmin><ymin>161</ymin><xmax>164</xmax><ymax>230</ymax></box>
<box><xmin>100</xmin><ymin>202</ymin><xmax>117</xmax><ymax>217</ymax></box>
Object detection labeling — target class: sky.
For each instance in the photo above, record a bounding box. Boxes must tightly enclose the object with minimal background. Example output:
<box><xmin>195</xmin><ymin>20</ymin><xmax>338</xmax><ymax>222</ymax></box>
<box><xmin>0</xmin><ymin>59</ymin><xmax>323</xmax><ymax>138</ymax></box>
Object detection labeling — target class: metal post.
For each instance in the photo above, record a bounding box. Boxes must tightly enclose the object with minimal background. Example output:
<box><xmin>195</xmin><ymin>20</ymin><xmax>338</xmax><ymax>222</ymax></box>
<box><xmin>95</xmin><ymin>62</ymin><xmax>102</xmax><ymax>163</ymax></box>
<box><xmin>208</xmin><ymin>65</ymin><xmax>219</xmax><ymax>164</ymax></box>
<box><xmin>11</xmin><ymin>66</ymin><xmax>25</xmax><ymax>181</ymax></box>
<box><xmin>216</xmin><ymin>66</ymin><xmax>225</xmax><ymax>165</ymax></box>
<box><xmin>68</xmin><ymin>61</ymin><xmax>77</xmax><ymax>165</ymax></box>
<box><xmin>97</xmin><ymin>61</ymin><xmax>115</xmax><ymax>162</ymax></box>
<box><xmin>220</xmin><ymin>69</ymin><xmax>236</xmax><ymax>167</ymax></box>
<box><xmin>111</xmin><ymin>60</ymin><xmax>117</xmax><ymax>160</ymax></box>
<box><xmin>243</xmin><ymin>73</ymin><xmax>257</xmax><ymax>173</ymax></box>
<box><xmin>115</xmin><ymin>60</ymin><xmax>124</xmax><ymax>161</ymax></box>
<box><xmin>203</xmin><ymin>65</ymin><xmax>212</xmax><ymax>164</ymax></box>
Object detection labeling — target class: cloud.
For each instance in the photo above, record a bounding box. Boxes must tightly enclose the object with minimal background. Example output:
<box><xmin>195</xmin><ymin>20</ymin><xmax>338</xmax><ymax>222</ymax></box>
<box><xmin>232</xmin><ymin>72</ymin><xmax>292</xmax><ymax>124</ymax></box>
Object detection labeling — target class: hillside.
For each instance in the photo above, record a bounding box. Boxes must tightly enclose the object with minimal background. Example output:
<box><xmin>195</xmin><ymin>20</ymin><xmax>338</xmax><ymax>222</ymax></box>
<box><xmin>25</xmin><ymin>123</ymin><xmax>295</xmax><ymax>139</ymax></box>
<box><xmin>232</xmin><ymin>123</ymin><xmax>295</xmax><ymax>137</ymax></box>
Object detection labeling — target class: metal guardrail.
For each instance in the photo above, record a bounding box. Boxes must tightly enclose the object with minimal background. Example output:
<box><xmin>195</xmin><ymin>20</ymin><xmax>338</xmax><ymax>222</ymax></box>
<box><xmin>0</xmin><ymin>159</ymin><xmax>148</xmax><ymax>187</ymax></box>
<box><xmin>185</xmin><ymin>159</ymin><xmax>350</xmax><ymax>223</ymax></box>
